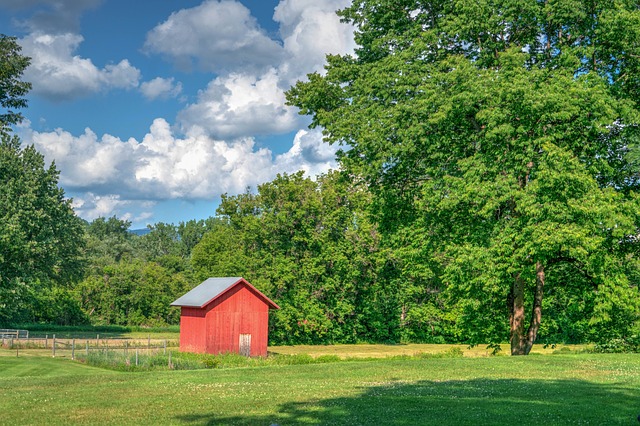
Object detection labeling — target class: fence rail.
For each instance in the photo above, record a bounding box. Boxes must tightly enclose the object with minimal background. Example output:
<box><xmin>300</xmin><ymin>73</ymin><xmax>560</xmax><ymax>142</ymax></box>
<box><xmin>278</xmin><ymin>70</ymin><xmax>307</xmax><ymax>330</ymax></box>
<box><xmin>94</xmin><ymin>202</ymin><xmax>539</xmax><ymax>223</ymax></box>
<box><xmin>0</xmin><ymin>329</ymin><xmax>28</xmax><ymax>339</ymax></box>
<box><xmin>1</xmin><ymin>335</ymin><xmax>179</xmax><ymax>360</ymax></box>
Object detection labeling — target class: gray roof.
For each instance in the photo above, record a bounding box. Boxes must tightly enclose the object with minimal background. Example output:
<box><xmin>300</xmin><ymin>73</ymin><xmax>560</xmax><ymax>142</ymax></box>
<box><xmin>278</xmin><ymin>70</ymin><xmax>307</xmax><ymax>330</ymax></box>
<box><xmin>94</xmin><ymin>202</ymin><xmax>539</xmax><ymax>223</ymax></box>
<box><xmin>171</xmin><ymin>277</ymin><xmax>279</xmax><ymax>309</ymax></box>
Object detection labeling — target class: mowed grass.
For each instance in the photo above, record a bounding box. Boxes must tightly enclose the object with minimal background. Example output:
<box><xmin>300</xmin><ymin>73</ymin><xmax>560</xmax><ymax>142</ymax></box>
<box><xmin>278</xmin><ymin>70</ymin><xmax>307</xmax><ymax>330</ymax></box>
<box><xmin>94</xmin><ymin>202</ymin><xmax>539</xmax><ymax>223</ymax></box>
<box><xmin>1</xmin><ymin>348</ymin><xmax>639</xmax><ymax>425</ymax></box>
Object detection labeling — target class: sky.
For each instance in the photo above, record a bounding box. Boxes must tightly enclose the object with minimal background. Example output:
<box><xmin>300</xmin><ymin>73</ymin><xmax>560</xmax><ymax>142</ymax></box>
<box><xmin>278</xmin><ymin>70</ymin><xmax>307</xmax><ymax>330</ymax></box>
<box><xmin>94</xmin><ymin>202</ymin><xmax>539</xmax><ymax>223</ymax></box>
<box><xmin>0</xmin><ymin>0</ymin><xmax>355</xmax><ymax>229</ymax></box>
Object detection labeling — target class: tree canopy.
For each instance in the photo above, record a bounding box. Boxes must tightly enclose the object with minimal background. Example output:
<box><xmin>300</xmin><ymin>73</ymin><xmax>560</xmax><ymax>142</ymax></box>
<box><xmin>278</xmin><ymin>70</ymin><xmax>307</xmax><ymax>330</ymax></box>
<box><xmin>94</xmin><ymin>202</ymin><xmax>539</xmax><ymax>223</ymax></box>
<box><xmin>287</xmin><ymin>0</ymin><xmax>640</xmax><ymax>354</ymax></box>
<box><xmin>0</xmin><ymin>34</ymin><xmax>31</xmax><ymax>132</ymax></box>
<box><xmin>0</xmin><ymin>135</ymin><xmax>85</xmax><ymax>323</ymax></box>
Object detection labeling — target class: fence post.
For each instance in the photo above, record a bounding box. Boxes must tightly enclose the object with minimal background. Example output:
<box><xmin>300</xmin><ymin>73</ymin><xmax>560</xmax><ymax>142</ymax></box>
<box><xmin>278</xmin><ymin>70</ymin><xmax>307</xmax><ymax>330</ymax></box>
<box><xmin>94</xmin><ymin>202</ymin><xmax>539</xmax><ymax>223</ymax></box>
<box><xmin>125</xmin><ymin>340</ymin><xmax>128</xmax><ymax>357</ymax></box>
<box><xmin>45</xmin><ymin>334</ymin><xmax>48</xmax><ymax>349</ymax></box>
<box><xmin>72</xmin><ymin>339</ymin><xmax>75</xmax><ymax>360</ymax></box>
<box><xmin>135</xmin><ymin>347</ymin><xmax>139</xmax><ymax>366</ymax></box>
<box><xmin>52</xmin><ymin>334</ymin><xmax>56</xmax><ymax>357</ymax></box>
<box><xmin>86</xmin><ymin>340</ymin><xmax>89</xmax><ymax>355</ymax></box>
<box><xmin>164</xmin><ymin>340</ymin><xmax>167</xmax><ymax>355</ymax></box>
<box><xmin>148</xmin><ymin>335</ymin><xmax>151</xmax><ymax>350</ymax></box>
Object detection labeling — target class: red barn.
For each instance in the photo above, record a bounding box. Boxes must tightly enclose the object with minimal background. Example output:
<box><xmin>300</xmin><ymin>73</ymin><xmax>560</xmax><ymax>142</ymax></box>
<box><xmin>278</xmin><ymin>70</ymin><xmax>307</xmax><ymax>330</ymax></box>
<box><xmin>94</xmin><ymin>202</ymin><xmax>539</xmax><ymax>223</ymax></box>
<box><xmin>171</xmin><ymin>277</ymin><xmax>279</xmax><ymax>356</ymax></box>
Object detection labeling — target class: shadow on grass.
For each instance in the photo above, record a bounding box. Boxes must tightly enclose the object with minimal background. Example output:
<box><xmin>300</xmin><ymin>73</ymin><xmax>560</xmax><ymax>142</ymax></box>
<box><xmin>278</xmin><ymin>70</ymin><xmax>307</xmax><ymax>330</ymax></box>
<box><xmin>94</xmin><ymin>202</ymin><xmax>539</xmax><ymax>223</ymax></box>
<box><xmin>176</xmin><ymin>378</ymin><xmax>639</xmax><ymax>425</ymax></box>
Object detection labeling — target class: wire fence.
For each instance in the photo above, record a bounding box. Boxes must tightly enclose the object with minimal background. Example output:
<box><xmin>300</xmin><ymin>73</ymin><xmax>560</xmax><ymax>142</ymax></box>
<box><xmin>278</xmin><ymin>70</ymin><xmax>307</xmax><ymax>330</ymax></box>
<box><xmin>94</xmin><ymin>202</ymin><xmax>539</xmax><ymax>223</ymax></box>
<box><xmin>1</xmin><ymin>334</ymin><xmax>179</xmax><ymax>361</ymax></box>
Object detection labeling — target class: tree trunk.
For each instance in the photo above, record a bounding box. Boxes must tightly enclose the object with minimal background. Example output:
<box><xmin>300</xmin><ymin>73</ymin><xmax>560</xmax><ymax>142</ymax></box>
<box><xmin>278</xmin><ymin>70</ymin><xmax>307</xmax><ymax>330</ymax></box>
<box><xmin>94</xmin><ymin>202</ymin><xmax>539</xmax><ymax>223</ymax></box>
<box><xmin>524</xmin><ymin>262</ymin><xmax>545</xmax><ymax>354</ymax></box>
<box><xmin>510</xmin><ymin>263</ymin><xmax>545</xmax><ymax>356</ymax></box>
<box><xmin>510</xmin><ymin>273</ymin><xmax>527</xmax><ymax>355</ymax></box>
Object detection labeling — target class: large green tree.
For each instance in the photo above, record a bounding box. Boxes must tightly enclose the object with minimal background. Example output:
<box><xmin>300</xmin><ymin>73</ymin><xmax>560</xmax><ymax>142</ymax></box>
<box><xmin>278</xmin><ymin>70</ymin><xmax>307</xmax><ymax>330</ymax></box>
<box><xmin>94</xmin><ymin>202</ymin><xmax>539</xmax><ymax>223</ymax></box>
<box><xmin>287</xmin><ymin>0</ymin><xmax>640</xmax><ymax>354</ymax></box>
<box><xmin>0</xmin><ymin>135</ymin><xmax>85</xmax><ymax>324</ymax></box>
<box><xmin>0</xmin><ymin>33</ymin><xmax>86</xmax><ymax>325</ymax></box>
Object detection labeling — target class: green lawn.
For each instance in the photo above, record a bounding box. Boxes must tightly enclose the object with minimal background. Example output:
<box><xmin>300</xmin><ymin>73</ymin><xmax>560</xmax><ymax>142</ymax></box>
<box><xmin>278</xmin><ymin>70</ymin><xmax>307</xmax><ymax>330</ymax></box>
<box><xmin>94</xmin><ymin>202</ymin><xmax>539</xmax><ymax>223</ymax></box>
<box><xmin>1</xmin><ymin>348</ymin><xmax>639</xmax><ymax>425</ymax></box>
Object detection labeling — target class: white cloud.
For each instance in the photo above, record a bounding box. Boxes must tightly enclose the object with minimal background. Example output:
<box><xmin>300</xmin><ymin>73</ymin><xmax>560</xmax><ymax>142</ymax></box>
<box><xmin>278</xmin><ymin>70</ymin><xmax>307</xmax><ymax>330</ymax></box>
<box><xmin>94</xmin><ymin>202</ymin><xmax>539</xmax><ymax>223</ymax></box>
<box><xmin>71</xmin><ymin>193</ymin><xmax>155</xmax><ymax>223</ymax></box>
<box><xmin>144</xmin><ymin>0</ymin><xmax>283</xmax><ymax>73</ymax></box>
<box><xmin>178</xmin><ymin>68</ymin><xmax>302</xmax><ymax>139</ymax></box>
<box><xmin>274</xmin><ymin>0</ymin><xmax>355</xmax><ymax>84</ymax></box>
<box><xmin>140</xmin><ymin>77</ymin><xmax>183</xmax><ymax>100</ymax></box>
<box><xmin>149</xmin><ymin>0</ymin><xmax>354</xmax><ymax>140</ymax></box>
<box><xmin>275</xmin><ymin>128</ymin><xmax>339</xmax><ymax>177</ymax></box>
<box><xmin>20</xmin><ymin>32</ymin><xmax>140</xmax><ymax>101</ymax></box>
<box><xmin>19</xmin><ymin>119</ymin><xmax>338</xmax><ymax>218</ymax></box>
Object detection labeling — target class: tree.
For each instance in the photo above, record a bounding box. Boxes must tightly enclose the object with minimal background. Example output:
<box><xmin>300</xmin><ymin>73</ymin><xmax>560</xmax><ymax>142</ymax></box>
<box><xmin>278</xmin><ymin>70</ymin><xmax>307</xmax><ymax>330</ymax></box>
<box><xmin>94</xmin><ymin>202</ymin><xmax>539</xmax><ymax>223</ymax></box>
<box><xmin>0</xmin><ymin>34</ymin><xmax>31</xmax><ymax>132</ymax></box>
<box><xmin>84</xmin><ymin>216</ymin><xmax>135</xmax><ymax>267</ymax></box>
<box><xmin>0</xmin><ymin>135</ymin><xmax>85</xmax><ymax>324</ymax></box>
<box><xmin>192</xmin><ymin>172</ymin><xmax>399</xmax><ymax>344</ymax></box>
<box><xmin>287</xmin><ymin>0</ymin><xmax>640</xmax><ymax>354</ymax></box>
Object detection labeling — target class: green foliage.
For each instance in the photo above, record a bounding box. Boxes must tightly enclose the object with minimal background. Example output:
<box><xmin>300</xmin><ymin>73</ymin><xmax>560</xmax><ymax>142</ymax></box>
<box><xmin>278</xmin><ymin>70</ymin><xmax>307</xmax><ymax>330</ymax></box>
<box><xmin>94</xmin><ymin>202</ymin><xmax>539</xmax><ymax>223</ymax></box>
<box><xmin>0</xmin><ymin>135</ymin><xmax>85</xmax><ymax>325</ymax></box>
<box><xmin>0</xmin><ymin>34</ymin><xmax>31</xmax><ymax>132</ymax></box>
<box><xmin>77</xmin><ymin>259</ymin><xmax>192</xmax><ymax>326</ymax></box>
<box><xmin>192</xmin><ymin>171</ymin><xmax>408</xmax><ymax>344</ymax></box>
<box><xmin>287</xmin><ymin>0</ymin><xmax>640</xmax><ymax>353</ymax></box>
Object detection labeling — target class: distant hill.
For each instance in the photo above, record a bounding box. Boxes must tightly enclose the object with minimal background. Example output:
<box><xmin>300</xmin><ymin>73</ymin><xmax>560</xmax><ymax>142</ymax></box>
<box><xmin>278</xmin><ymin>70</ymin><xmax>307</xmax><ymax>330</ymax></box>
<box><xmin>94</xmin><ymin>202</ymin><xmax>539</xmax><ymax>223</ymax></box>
<box><xmin>129</xmin><ymin>228</ymin><xmax>151</xmax><ymax>236</ymax></box>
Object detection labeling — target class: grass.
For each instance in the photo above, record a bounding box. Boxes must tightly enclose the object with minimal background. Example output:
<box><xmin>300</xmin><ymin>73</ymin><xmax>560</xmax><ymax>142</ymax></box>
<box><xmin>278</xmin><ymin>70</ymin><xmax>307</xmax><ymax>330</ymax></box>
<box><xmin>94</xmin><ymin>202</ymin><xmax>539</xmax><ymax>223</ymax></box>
<box><xmin>0</xmin><ymin>345</ymin><xmax>638</xmax><ymax>425</ymax></box>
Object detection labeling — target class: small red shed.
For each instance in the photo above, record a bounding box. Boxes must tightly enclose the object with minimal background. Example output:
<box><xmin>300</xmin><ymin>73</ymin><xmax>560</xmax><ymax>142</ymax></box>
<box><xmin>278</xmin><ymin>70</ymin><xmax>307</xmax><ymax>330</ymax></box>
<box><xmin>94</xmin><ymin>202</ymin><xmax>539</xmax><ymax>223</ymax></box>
<box><xmin>171</xmin><ymin>277</ymin><xmax>279</xmax><ymax>356</ymax></box>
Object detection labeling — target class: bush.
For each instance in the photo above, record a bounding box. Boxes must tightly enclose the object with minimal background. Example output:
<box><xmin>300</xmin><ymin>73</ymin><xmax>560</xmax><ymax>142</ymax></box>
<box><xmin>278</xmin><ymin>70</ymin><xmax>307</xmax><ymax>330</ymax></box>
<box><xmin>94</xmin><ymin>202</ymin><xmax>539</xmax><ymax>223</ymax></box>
<box><xmin>591</xmin><ymin>336</ymin><xmax>640</xmax><ymax>353</ymax></box>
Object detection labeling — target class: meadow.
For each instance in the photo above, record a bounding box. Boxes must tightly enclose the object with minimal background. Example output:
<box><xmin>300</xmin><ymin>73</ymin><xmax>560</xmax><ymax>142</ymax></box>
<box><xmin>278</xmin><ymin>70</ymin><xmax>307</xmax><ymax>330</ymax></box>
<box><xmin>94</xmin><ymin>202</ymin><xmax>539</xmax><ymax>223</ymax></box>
<box><xmin>1</xmin><ymin>343</ymin><xmax>639</xmax><ymax>425</ymax></box>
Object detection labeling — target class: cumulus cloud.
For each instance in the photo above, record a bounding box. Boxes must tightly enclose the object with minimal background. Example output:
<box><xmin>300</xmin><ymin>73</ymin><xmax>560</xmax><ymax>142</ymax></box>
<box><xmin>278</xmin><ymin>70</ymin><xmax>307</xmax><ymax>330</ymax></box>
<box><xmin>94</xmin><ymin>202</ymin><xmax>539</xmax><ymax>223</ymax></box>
<box><xmin>153</xmin><ymin>0</ymin><xmax>354</xmax><ymax>139</ymax></box>
<box><xmin>274</xmin><ymin>0</ymin><xmax>355</xmax><ymax>84</ymax></box>
<box><xmin>275</xmin><ymin>128</ymin><xmax>339</xmax><ymax>177</ymax></box>
<box><xmin>144</xmin><ymin>0</ymin><xmax>283</xmax><ymax>73</ymax></box>
<box><xmin>19</xmin><ymin>119</ymin><xmax>338</xmax><ymax>210</ymax></box>
<box><xmin>140</xmin><ymin>77</ymin><xmax>183</xmax><ymax>100</ymax></box>
<box><xmin>70</xmin><ymin>193</ymin><xmax>155</xmax><ymax>224</ymax></box>
<box><xmin>178</xmin><ymin>68</ymin><xmax>302</xmax><ymax>139</ymax></box>
<box><xmin>20</xmin><ymin>32</ymin><xmax>140</xmax><ymax>101</ymax></box>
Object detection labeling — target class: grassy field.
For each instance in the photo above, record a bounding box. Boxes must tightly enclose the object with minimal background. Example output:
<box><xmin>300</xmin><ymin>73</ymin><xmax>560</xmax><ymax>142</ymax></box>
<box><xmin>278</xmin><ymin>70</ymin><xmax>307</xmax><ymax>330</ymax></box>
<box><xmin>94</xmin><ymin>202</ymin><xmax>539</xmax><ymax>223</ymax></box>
<box><xmin>1</xmin><ymin>345</ymin><xmax>639</xmax><ymax>425</ymax></box>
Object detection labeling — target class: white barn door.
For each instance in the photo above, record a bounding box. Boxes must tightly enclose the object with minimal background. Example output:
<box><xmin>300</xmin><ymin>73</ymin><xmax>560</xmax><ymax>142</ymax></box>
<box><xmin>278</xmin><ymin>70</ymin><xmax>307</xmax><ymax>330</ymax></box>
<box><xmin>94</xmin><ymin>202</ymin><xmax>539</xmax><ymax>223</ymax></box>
<box><xmin>239</xmin><ymin>334</ymin><xmax>251</xmax><ymax>357</ymax></box>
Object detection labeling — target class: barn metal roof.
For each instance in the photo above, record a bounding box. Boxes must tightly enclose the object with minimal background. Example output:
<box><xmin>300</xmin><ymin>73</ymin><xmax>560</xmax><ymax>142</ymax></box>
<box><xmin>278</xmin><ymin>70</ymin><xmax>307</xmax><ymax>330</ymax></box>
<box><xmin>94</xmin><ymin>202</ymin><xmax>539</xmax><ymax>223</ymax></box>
<box><xmin>170</xmin><ymin>277</ymin><xmax>279</xmax><ymax>309</ymax></box>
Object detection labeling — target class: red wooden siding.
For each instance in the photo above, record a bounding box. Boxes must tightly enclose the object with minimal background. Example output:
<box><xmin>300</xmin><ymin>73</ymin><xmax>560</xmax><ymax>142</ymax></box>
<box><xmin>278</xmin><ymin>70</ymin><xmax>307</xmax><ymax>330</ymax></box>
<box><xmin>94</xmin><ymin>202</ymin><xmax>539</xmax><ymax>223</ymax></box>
<box><xmin>179</xmin><ymin>307</ymin><xmax>206</xmax><ymax>353</ymax></box>
<box><xmin>177</xmin><ymin>280</ymin><xmax>274</xmax><ymax>356</ymax></box>
<box><xmin>204</xmin><ymin>284</ymin><xmax>270</xmax><ymax>356</ymax></box>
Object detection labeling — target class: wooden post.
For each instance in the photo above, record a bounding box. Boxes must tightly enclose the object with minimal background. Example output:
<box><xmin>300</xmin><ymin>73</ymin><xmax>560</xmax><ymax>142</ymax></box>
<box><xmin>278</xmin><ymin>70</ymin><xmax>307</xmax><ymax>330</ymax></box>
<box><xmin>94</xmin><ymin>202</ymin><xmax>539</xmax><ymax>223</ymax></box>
<box><xmin>86</xmin><ymin>340</ymin><xmax>89</xmax><ymax>355</ymax></box>
<box><xmin>164</xmin><ymin>340</ymin><xmax>167</xmax><ymax>355</ymax></box>
<box><xmin>52</xmin><ymin>335</ymin><xmax>56</xmax><ymax>357</ymax></box>
<box><xmin>45</xmin><ymin>334</ymin><xmax>48</xmax><ymax>349</ymax></box>
<box><xmin>72</xmin><ymin>339</ymin><xmax>76</xmax><ymax>360</ymax></box>
<box><xmin>148</xmin><ymin>335</ymin><xmax>151</xmax><ymax>350</ymax></box>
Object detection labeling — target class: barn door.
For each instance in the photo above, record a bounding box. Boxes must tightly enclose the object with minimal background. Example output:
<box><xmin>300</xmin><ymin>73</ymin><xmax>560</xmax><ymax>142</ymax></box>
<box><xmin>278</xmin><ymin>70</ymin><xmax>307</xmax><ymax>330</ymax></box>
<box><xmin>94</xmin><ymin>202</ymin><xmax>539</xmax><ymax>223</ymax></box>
<box><xmin>239</xmin><ymin>334</ymin><xmax>251</xmax><ymax>357</ymax></box>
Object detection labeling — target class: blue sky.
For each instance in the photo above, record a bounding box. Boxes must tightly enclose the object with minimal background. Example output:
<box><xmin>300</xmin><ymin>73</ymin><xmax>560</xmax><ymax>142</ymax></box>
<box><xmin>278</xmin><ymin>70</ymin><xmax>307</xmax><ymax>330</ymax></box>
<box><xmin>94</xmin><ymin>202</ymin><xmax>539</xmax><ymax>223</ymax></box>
<box><xmin>1</xmin><ymin>0</ymin><xmax>354</xmax><ymax>228</ymax></box>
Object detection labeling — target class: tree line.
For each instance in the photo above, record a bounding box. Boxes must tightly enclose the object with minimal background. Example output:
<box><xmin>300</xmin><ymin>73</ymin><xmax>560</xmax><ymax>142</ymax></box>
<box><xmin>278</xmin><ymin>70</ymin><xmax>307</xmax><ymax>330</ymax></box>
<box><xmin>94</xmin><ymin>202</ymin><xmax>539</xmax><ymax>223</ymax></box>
<box><xmin>3</xmin><ymin>0</ymin><xmax>640</xmax><ymax>353</ymax></box>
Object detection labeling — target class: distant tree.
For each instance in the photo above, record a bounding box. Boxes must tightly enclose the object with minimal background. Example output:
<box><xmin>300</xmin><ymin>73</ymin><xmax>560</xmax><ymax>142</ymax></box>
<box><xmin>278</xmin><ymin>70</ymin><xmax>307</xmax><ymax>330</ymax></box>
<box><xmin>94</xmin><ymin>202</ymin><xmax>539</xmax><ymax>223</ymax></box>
<box><xmin>85</xmin><ymin>216</ymin><xmax>134</xmax><ymax>266</ymax></box>
<box><xmin>287</xmin><ymin>0</ymin><xmax>640</xmax><ymax>354</ymax></box>
<box><xmin>0</xmin><ymin>34</ymin><xmax>31</xmax><ymax>132</ymax></box>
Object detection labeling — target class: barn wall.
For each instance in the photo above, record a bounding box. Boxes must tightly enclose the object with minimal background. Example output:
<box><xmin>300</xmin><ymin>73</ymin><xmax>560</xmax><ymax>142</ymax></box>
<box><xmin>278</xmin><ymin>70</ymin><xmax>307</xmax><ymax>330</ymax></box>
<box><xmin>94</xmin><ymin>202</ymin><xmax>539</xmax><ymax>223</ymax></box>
<box><xmin>179</xmin><ymin>307</ymin><xmax>206</xmax><ymax>352</ymax></box>
<box><xmin>204</xmin><ymin>284</ymin><xmax>270</xmax><ymax>356</ymax></box>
